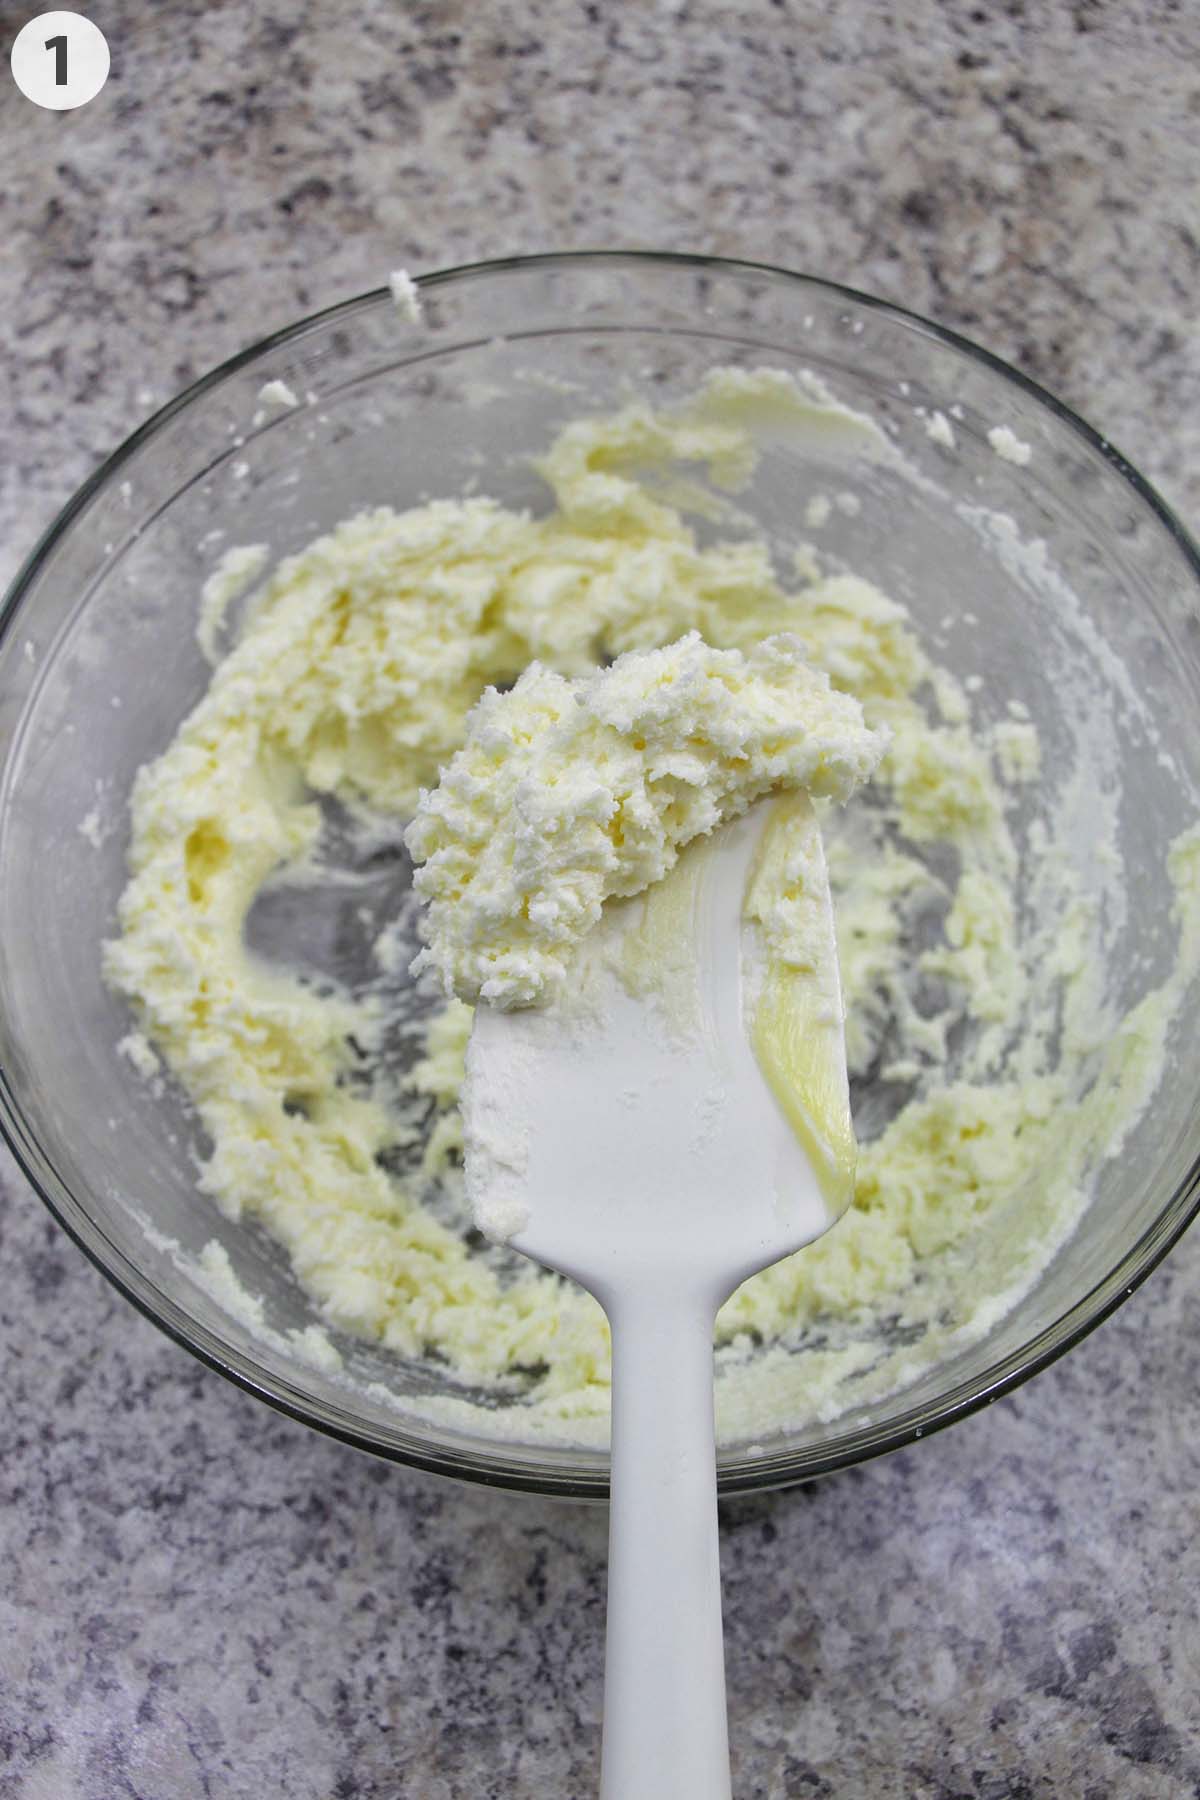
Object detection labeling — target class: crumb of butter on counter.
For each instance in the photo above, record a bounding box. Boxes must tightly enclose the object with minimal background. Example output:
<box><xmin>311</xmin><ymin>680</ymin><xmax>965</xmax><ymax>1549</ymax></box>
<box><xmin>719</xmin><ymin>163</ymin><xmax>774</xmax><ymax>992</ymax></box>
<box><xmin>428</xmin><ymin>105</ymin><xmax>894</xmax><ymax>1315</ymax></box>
<box><xmin>103</xmin><ymin>364</ymin><xmax>1200</xmax><ymax>1448</ymax></box>
<box><xmin>406</xmin><ymin>632</ymin><xmax>886</xmax><ymax>1008</ymax></box>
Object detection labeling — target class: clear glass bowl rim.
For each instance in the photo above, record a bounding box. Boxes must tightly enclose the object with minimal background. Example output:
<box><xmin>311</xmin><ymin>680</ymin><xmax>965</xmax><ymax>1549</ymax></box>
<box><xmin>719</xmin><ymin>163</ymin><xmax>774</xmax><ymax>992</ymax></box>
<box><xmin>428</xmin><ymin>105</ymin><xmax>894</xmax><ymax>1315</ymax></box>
<box><xmin>3</xmin><ymin>249</ymin><xmax>1199</xmax><ymax>1498</ymax></box>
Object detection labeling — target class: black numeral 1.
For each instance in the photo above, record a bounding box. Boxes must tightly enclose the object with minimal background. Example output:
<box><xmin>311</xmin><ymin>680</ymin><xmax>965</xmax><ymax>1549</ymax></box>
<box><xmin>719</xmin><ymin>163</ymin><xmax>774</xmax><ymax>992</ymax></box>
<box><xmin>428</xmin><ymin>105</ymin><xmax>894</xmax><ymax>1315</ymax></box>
<box><xmin>45</xmin><ymin>34</ymin><xmax>68</xmax><ymax>86</ymax></box>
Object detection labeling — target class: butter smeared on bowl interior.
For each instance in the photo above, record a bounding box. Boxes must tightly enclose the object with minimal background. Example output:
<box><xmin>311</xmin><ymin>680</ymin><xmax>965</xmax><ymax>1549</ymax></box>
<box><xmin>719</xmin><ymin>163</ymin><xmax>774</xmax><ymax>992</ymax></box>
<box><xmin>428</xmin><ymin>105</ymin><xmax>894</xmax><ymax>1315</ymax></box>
<box><xmin>103</xmin><ymin>369</ymin><xmax>1200</xmax><ymax>1447</ymax></box>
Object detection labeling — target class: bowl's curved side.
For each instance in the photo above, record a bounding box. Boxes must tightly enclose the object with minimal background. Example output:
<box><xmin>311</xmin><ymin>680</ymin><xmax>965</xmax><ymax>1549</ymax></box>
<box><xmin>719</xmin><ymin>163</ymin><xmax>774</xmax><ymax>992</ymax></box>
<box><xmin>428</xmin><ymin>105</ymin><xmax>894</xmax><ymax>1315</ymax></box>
<box><xmin>2</xmin><ymin>251</ymin><xmax>1200</xmax><ymax>1495</ymax></box>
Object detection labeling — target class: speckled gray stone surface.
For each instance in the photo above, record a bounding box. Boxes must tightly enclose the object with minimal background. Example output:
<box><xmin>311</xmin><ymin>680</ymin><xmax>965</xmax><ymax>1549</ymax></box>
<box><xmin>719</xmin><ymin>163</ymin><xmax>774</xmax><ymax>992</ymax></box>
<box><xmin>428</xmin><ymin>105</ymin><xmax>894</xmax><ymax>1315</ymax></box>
<box><xmin>2</xmin><ymin>3</ymin><xmax>1199</xmax><ymax>1796</ymax></box>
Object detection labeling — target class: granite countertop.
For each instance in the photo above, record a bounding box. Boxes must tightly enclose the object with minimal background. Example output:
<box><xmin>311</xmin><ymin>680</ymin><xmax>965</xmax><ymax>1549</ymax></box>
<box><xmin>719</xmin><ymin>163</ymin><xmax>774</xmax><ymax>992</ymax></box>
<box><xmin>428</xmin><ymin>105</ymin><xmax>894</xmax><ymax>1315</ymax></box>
<box><xmin>2</xmin><ymin>3</ymin><xmax>1199</xmax><ymax>1795</ymax></box>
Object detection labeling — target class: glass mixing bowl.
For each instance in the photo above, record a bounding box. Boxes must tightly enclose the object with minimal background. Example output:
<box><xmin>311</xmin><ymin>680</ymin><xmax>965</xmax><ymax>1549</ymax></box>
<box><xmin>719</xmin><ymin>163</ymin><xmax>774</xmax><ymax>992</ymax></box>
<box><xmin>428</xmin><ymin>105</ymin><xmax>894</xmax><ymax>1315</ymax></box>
<box><xmin>2</xmin><ymin>253</ymin><xmax>1199</xmax><ymax>1496</ymax></box>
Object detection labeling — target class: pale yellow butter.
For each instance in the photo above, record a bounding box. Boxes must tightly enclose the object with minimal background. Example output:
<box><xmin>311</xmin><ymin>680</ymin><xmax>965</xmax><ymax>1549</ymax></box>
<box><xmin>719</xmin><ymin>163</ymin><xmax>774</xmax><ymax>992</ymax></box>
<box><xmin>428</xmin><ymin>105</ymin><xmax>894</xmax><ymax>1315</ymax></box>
<box><xmin>406</xmin><ymin>631</ymin><xmax>885</xmax><ymax>1007</ymax></box>
<box><xmin>103</xmin><ymin>369</ymin><xmax>1200</xmax><ymax>1444</ymax></box>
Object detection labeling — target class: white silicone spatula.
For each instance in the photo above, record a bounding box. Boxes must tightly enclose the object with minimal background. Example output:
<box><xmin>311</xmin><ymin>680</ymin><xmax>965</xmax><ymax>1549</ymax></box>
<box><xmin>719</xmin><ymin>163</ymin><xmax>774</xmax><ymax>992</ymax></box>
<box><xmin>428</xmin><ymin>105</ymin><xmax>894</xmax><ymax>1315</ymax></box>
<box><xmin>463</xmin><ymin>799</ymin><xmax>854</xmax><ymax>1800</ymax></box>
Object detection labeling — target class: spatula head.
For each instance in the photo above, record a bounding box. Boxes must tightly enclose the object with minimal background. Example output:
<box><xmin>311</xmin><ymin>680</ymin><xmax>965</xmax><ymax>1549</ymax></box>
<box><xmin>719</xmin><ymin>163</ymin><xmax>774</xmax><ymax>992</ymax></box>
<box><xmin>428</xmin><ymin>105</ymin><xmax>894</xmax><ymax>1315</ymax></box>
<box><xmin>462</xmin><ymin>799</ymin><xmax>854</xmax><ymax>1307</ymax></box>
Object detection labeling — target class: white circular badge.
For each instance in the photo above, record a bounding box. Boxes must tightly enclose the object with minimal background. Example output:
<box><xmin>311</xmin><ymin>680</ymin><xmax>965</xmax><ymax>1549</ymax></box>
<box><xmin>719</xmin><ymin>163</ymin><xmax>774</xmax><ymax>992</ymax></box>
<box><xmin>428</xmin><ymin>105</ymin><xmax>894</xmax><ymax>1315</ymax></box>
<box><xmin>10</xmin><ymin>11</ymin><xmax>110</xmax><ymax>110</ymax></box>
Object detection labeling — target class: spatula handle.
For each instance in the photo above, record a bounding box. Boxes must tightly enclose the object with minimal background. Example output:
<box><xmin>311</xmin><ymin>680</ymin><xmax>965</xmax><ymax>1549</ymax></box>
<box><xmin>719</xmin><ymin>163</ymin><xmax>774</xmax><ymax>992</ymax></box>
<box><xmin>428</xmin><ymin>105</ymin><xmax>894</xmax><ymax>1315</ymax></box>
<box><xmin>600</xmin><ymin>1287</ymin><xmax>732</xmax><ymax>1800</ymax></box>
